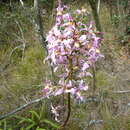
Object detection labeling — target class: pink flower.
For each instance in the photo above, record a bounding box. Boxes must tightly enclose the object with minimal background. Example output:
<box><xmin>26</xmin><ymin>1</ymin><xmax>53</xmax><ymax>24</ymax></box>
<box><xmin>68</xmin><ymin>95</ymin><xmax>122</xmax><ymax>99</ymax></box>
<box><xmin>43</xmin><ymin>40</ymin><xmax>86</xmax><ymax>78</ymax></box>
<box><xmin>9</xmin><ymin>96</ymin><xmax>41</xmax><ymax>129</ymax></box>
<box><xmin>76</xmin><ymin>92</ymin><xmax>84</xmax><ymax>101</ymax></box>
<box><xmin>63</xmin><ymin>13</ymin><xmax>73</xmax><ymax>22</ymax></box>
<box><xmin>78</xmin><ymin>80</ymin><xmax>88</xmax><ymax>91</ymax></box>
<box><xmin>63</xmin><ymin>39</ymin><xmax>74</xmax><ymax>48</ymax></box>
<box><xmin>63</xmin><ymin>28</ymin><xmax>73</xmax><ymax>37</ymax></box>
<box><xmin>79</xmin><ymin>35</ymin><xmax>87</xmax><ymax>42</ymax></box>
<box><xmin>53</xmin><ymin>26</ymin><xmax>61</xmax><ymax>36</ymax></box>
<box><xmin>82</xmin><ymin>63</ymin><xmax>89</xmax><ymax>72</ymax></box>
<box><xmin>66</xmin><ymin>80</ymin><xmax>73</xmax><ymax>88</ymax></box>
<box><xmin>45</xmin><ymin>3</ymin><xmax>103</xmax><ymax>102</ymax></box>
<box><xmin>51</xmin><ymin>104</ymin><xmax>62</xmax><ymax>122</ymax></box>
<box><xmin>76</xmin><ymin>9</ymin><xmax>82</xmax><ymax>14</ymax></box>
<box><xmin>55</xmin><ymin>88</ymin><xmax>64</xmax><ymax>96</ymax></box>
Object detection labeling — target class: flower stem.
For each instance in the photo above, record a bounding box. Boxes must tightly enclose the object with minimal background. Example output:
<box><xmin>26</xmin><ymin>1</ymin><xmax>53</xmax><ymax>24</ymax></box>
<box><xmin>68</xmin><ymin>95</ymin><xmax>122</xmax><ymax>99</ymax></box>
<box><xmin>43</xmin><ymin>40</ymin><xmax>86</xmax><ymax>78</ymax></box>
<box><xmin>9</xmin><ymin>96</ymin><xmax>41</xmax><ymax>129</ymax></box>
<box><xmin>92</xmin><ymin>64</ymin><xmax>96</xmax><ymax>95</ymax></box>
<box><xmin>61</xmin><ymin>57</ymin><xmax>72</xmax><ymax>128</ymax></box>
<box><xmin>62</xmin><ymin>93</ymin><xmax>71</xmax><ymax>127</ymax></box>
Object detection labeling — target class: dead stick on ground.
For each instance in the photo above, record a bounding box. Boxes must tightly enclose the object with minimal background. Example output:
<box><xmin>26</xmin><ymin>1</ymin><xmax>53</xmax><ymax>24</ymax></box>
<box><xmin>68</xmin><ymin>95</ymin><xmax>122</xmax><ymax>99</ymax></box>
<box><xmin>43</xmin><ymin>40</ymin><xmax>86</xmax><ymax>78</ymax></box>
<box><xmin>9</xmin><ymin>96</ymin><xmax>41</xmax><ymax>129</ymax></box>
<box><xmin>88</xmin><ymin>120</ymin><xmax>103</xmax><ymax>127</ymax></box>
<box><xmin>112</xmin><ymin>90</ymin><xmax>130</xmax><ymax>94</ymax></box>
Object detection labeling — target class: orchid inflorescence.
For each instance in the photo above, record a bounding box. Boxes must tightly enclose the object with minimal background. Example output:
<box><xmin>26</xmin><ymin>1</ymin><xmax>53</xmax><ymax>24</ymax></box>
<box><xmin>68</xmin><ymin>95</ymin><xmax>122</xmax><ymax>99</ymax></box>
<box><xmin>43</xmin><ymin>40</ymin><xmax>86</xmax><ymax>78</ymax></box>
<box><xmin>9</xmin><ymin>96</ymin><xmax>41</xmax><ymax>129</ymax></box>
<box><xmin>43</xmin><ymin>5</ymin><xmax>103</xmax><ymax>102</ymax></box>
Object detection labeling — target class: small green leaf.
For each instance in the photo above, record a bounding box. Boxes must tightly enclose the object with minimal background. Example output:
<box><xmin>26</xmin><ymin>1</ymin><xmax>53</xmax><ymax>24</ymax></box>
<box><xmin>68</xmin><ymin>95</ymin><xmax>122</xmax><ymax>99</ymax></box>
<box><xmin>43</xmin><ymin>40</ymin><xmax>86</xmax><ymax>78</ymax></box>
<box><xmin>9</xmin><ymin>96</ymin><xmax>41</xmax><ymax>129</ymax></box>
<box><xmin>39</xmin><ymin>105</ymin><xmax>46</xmax><ymax>119</ymax></box>
<box><xmin>20</xmin><ymin>128</ymin><xmax>24</xmax><ymax>130</ymax></box>
<box><xmin>40</xmin><ymin>119</ymin><xmax>46</xmax><ymax>123</ymax></box>
<box><xmin>43</xmin><ymin>119</ymin><xmax>59</xmax><ymax>128</ymax></box>
<box><xmin>14</xmin><ymin>115</ymin><xmax>25</xmax><ymax>120</ymax></box>
<box><xmin>26</xmin><ymin>123</ymin><xmax>36</xmax><ymax>130</ymax></box>
<box><xmin>18</xmin><ymin>118</ymin><xmax>34</xmax><ymax>124</ymax></box>
<box><xmin>30</xmin><ymin>110</ymin><xmax>40</xmax><ymax>120</ymax></box>
<box><xmin>36</xmin><ymin>128</ymin><xmax>46</xmax><ymax>130</ymax></box>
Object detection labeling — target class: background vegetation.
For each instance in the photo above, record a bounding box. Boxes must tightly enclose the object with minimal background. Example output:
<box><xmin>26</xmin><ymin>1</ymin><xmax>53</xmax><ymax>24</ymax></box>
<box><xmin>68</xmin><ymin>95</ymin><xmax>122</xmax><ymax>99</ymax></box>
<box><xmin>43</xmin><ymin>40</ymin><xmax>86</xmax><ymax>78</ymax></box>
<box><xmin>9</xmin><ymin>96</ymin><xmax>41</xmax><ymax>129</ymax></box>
<box><xmin>0</xmin><ymin>0</ymin><xmax>130</xmax><ymax>129</ymax></box>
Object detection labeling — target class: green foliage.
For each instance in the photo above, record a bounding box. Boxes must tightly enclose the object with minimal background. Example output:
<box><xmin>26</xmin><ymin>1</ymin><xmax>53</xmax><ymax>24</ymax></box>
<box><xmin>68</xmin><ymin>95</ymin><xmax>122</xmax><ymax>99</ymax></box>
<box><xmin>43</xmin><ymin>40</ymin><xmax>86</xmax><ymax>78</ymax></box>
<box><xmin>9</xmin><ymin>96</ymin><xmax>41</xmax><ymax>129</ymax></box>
<box><xmin>6</xmin><ymin>45</ymin><xmax>48</xmax><ymax>97</ymax></box>
<box><xmin>15</xmin><ymin>104</ymin><xmax>59</xmax><ymax>130</ymax></box>
<box><xmin>0</xmin><ymin>119</ymin><xmax>7</xmax><ymax>130</ymax></box>
<box><xmin>96</xmin><ymin>71</ymin><xmax>109</xmax><ymax>89</ymax></box>
<box><xmin>111</xmin><ymin>15</ymin><xmax>120</xmax><ymax>27</ymax></box>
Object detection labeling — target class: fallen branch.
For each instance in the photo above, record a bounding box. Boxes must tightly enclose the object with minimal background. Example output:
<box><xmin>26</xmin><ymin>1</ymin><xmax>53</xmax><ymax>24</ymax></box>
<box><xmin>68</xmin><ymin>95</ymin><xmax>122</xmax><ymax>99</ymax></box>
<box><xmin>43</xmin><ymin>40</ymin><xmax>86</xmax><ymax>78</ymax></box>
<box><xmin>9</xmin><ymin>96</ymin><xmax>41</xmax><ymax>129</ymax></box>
<box><xmin>84</xmin><ymin>97</ymin><xmax>99</xmax><ymax>103</ymax></box>
<box><xmin>0</xmin><ymin>96</ymin><xmax>46</xmax><ymax>120</ymax></box>
<box><xmin>127</xmin><ymin>103</ymin><xmax>130</xmax><ymax>106</ymax></box>
<box><xmin>112</xmin><ymin>90</ymin><xmax>130</xmax><ymax>94</ymax></box>
<box><xmin>88</xmin><ymin>120</ymin><xmax>103</xmax><ymax>127</ymax></box>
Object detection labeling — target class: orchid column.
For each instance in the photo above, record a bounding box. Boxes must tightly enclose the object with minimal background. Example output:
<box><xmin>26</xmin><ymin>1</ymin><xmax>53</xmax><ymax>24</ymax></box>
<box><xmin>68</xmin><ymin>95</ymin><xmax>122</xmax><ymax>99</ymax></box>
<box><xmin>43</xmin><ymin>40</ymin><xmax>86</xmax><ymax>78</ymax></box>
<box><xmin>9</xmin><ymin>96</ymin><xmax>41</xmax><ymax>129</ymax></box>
<box><xmin>44</xmin><ymin>4</ymin><xmax>103</xmax><ymax>127</ymax></box>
